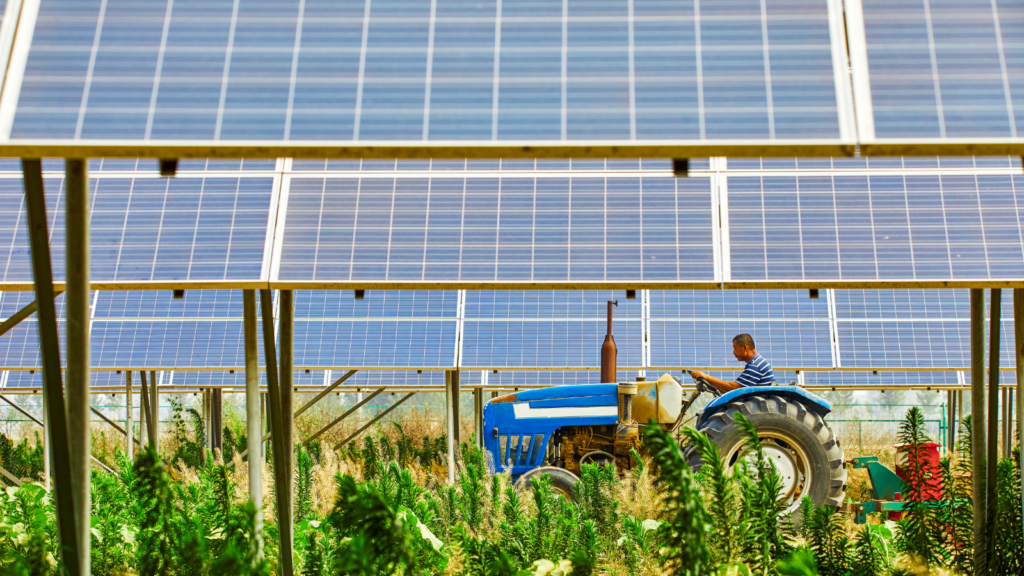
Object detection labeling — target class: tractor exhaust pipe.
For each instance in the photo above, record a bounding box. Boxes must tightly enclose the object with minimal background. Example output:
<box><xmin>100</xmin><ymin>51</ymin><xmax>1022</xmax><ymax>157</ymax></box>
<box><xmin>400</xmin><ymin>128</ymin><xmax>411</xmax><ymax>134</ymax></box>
<box><xmin>601</xmin><ymin>300</ymin><xmax>618</xmax><ymax>383</ymax></box>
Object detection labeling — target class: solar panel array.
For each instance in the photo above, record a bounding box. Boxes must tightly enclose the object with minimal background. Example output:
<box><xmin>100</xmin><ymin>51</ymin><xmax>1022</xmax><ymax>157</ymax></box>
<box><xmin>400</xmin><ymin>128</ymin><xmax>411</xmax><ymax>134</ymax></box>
<box><xmin>8</xmin><ymin>0</ymin><xmax>849</xmax><ymax>143</ymax></box>
<box><xmin>0</xmin><ymin>286</ymin><xmax>1017</xmax><ymax>392</ymax></box>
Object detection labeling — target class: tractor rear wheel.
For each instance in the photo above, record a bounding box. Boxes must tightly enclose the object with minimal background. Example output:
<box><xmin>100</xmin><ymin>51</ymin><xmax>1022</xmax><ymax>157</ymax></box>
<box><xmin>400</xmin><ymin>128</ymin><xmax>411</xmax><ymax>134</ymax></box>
<box><xmin>685</xmin><ymin>394</ymin><xmax>846</xmax><ymax>515</ymax></box>
<box><xmin>515</xmin><ymin>466</ymin><xmax>580</xmax><ymax>501</ymax></box>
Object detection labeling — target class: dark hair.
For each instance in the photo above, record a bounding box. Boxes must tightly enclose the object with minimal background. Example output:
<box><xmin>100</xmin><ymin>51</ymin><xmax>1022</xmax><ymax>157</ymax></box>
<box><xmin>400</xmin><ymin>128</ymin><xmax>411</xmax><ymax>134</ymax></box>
<box><xmin>732</xmin><ymin>333</ymin><xmax>755</xmax><ymax>349</ymax></box>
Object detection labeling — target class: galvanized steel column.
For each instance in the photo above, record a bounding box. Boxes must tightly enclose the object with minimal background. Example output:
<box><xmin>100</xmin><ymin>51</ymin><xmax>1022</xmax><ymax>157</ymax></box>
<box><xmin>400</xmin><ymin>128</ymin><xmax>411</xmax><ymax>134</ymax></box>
<box><xmin>280</xmin><ymin>290</ymin><xmax>294</xmax><ymax>526</ymax></box>
<box><xmin>970</xmin><ymin>288</ymin><xmax>987</xmax><ymax>575</ymax></box>
<box><xmin>150</xmin><ymin>371</ymin><xmax>159</xmax><ymax>454</ymax></box>
<box><xmin>988</xmin><ymin>288</ymin><xmax>1001</xmax><ymax>569</ymax></box>
<box><xmin>22</xmin><ymin>158</ymin><xmax>80</xmax><ymax>576</ymax></box>
<box><xmin>259</xmin><ymin>289</ymin><xmax>293</xmax><ymax>576</ymax></box>
<box><xmin>474</xmin><ymin>388</ymin><xmax>483</xmax><ymax>447</ymax></box>
<box><xmin>64</xmin><ymin>158</ymin><xmax>90</xmax><ymax>575</ymax></box>
<box><xmin>243</xmin><ymin>290</ymin><xmax>263</xmax><ymax>544</ymax></box>
<box><xmin>1015</xmin><ymin>288</ymin><xmax>1024</xmax><ymax>535</ymax></box>
<box><xmin>126</xmin><ymin>372</ymin><xmax>133</xmax><ymax>458</ymax></box>
<box><xmin>445</xmin><ymin>372</ymin><xmax>455</xmax><ymax>484</ymax></box>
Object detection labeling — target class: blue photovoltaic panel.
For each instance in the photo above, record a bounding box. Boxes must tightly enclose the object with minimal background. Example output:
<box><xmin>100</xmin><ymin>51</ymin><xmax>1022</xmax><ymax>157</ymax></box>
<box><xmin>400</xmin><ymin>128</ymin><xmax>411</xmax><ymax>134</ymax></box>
<box><xmin>277</xmin><ymin>176</ymin><xmax>715</xmax><ymax>282</ymax></box>
<box><xmin>832</xmin><ymin>288</ymin><xmax>1015</xmax><ymax>320</ymax></box>
<box><xmin>804</xmin><ymin>370</ymin><xmax>962</xmax><ymax>387</ymax></box>
<box><xmin>462</xmin><ymin>370</ymin><xmax>604</xmax><ymax>387</ymax></box>
<box><xmin>460</xmin><ymin>319</ymin><xmax>643</xmax><ymax>368</ymax></box>
<box><xmin>727</xmin><ymin>174</ymin><xmax>1024</xmax><ymax>281</ymax></box>
<box><xmin>725</xmin><ymin>157</ymin><xmax>1023</xmax><ymax>171</ymax></box>
<box><xmin>0</xmin><ymin>176</ymin><xmax>274</xmax><ymax>283</ymax></box>
<box><xmin>465</xmin><ymin>290</ymin><xmax>642</xmax><ymax>319</ymax></box>
<box><xmin>862</xmin><ymin>0</ymin><xmax>1023</xmax><ymax>138</ymax></box>
<box><xmin>10</xmin><ymin>0</ymin><xmax>844</xmax><ymax>142</ymax></box>
<box><xmin>648</xmin><ymin>319</ymin><xmax>834</xmax><ymax>368</ymax></box>
<box><xmin>835</xmin><ymin>319</ymin><xmax>1016</xmax><ymax>369</ymax></box>
<box><xmin>292</xmin><ymin>320</ymin><xmax>457</xmax><ymax>367</ymax></box>
<box><xmin>94</xmin><ymin>289</ymin><xmax>245</xmax><ymax>318</ymax></box>
<box><xmin>295</xmin><ymin>289</ymin><xmax>458</xmax><ymax>319</ymax></box>
<box><xmin>289</xmin><ymin>159</ymin><xmax>691</xmax><ymax>172</ymax></box>
<box><xmin>650</xmin><ymin>289</ymin><xmax>829</xmax><ymax>319</ymax></box>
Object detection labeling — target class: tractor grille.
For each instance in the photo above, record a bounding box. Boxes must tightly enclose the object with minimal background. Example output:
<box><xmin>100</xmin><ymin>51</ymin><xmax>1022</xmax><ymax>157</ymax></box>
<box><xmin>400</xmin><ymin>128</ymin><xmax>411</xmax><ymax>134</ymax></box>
<box><xmin>498</xmin><ymin>434</ymin><xmax>545</xmax><ymax>467</ymax></box>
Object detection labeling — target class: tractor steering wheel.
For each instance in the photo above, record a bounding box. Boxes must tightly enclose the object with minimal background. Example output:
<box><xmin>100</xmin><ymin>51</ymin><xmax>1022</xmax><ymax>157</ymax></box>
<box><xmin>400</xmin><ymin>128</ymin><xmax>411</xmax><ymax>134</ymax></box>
<box><xmin>687</xmin><ymin>370</ymin><xmax>722</xmax><ymax>398</ymax></box>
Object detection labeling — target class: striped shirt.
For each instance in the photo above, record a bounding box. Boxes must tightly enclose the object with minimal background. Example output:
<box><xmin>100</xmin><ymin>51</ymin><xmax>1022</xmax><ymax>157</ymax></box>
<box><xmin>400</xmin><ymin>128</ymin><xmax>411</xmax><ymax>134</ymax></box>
<box><xmin>736</xmin><ymin>353</ymin><xmax>774</xmax><ymax>387</ymax></box>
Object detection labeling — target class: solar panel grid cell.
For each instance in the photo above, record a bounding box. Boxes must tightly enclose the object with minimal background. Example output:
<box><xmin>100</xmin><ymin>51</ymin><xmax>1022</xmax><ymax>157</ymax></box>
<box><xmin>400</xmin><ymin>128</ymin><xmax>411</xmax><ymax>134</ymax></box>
<box><xmin>277</xmin><ymin>175</ymin><xmax>717</xmax><ymax>282</ymax></box>
<box><xmin>727</xmin><ymin>173</ymin><xmax>1024</xmax><ymax>281</ymax></box>
<box><xmin>0</xmin><ymin>176</ymin><xmax>274</xmax><ymax>283</ymax></box>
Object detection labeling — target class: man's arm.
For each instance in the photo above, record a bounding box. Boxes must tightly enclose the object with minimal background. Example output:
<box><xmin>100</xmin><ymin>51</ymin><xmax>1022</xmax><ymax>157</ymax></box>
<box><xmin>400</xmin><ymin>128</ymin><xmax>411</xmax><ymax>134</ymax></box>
<box><xmin>689</xmin><ymin>371</ymin><xmax>742</xmax><ymax>393</ymax></box>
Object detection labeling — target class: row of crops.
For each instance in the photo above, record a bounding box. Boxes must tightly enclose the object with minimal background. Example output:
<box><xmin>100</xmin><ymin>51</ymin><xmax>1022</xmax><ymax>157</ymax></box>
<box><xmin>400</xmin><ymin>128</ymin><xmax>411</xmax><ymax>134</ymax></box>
<box><xmin>0</xmin><ymin>407</ymin><xmax>1022</xmax><ymax>575</ymax></box>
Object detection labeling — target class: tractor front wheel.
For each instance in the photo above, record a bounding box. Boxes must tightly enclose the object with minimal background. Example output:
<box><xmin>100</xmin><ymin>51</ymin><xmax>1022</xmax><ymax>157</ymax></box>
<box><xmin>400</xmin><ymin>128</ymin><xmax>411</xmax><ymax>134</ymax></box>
<box><xmin>515</xmin><ymin>466</ymin><xmax>580</xmax><ymax>501</ymax></box>
<box><xmin>685</xmin><ymin>394</ymin><xmax>846</xmax><ymax>515</ymax></box>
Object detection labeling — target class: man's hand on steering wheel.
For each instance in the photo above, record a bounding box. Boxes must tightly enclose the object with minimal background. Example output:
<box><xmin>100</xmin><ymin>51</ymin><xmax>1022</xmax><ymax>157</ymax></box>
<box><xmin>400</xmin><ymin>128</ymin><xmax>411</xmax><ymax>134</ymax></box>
<box><xmin>686</xmin><ymin>369</ymin><xmax>721</xmax><ymax>397</ymax></box>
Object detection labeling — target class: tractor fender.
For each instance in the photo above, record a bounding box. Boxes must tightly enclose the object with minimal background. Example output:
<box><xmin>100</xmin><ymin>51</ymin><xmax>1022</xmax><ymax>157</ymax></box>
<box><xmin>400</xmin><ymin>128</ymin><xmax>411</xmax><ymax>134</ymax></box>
<box><xmin>695</xmin><ymin>385</ymin><xmax>832</xmax><ymax>430</ymax></box>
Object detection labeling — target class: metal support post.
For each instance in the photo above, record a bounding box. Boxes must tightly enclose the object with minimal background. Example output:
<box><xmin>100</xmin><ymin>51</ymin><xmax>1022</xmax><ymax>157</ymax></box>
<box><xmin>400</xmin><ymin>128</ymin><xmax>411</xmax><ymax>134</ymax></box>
<box><xmin>262</xmin><ymin>392</ymin><xmax>268</xmax><ymax>462</ymax></box>
<box><xmin>988</xmin><ymin>288</ymin><xmax>1001</xmax><ymax>567</ymax></box>
<box><xmin>243</xmin><ymin>290</ymin><xmax>263</xmax><ymax>545</ymax></box>
<box><xmin>65</xmin><ymin>156</ymin><xmax>91</xmax><ymax>576</ymax></box>
<box><xmin>1015</xmin><ymin>288</ymin><xmax>1024</xmax><ymax>531</ymax></box>
<box><xmin>139</xmin><ymin>371</ymin><xmax>152</xmax><ymax>446</ymax></box>
<box><xmin>970</xmin><ymin>288</ymin><xmax>986</xmax><ymax>573</ymax></box>
<box><xmin>22</xmin><ymin>158</ymin><xmax>80</xmax><ymax>576</ymax></box>
<box><xmin>280</xmin><ymin>290</ymin><xmax>295</xmax><ymax>528</ymax></box>
<box><xmin>259</xmin><ymin>289</ymin><xmax>293</xmax><ymax>576</ymax></box>
<box><xmin>946</xmin><ymin>390</ymin><xmax>955</xmax><ymax>453</ymax></box>
<box><xmin>474</xmin><ymin>388</ymin><xmax>483</xmax><ymax>447</ymax></box>
<box><xmin>445</xmin><ymin>373</ymin><xmax>456</xmax><ymax>483</ymax></box>
<box><xmin>1003</xmin><ymin>388</ymin><xmax>1010</xmax><ymax>459</ymax></box>
<box><xmin>150</xmin><ymin>370</ymin><xmax>159</xmax><ymax>453</ymax></box>
<box><xmin>126</xmin><ymin>372</ymin><xmax>133</xmax><ymax>458</ymax></box>
<box><xmin>211</xmin><ymin>389</ymin><xmax>223</xmax><ymax>454</ymax></box>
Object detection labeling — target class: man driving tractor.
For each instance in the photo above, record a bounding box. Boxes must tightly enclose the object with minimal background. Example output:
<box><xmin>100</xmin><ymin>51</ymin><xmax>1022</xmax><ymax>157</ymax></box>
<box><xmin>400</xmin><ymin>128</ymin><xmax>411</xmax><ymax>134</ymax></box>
<box><xmin>689</xmin><ymin>333</ymin><xmax>774</xmax><ymax>392</ymax></box>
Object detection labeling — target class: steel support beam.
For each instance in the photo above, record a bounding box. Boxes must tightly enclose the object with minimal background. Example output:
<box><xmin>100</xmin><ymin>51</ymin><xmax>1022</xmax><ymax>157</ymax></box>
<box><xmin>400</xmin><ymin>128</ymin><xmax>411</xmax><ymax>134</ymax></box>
<box><xmin>259</xmin><ymin>289</ymin><xmax>293</xmax><ymax>576</ymax></box>
<box><xmin>474</xmin><ymin>388</ymin><xmax>483</xmax><ymax>447</ymax></box>
<box><xmin>0</xmin><ymin>465</ymin><xmax>22</xmax><ymax>486</ymax></box>
<box><xmin>140</xmin><ymin>371</ymin><xmax>153</xmax><ymax>446</ymax></box>
<box><xmin>279</xmin><ymin>290</ymin><xmax>295</xmax><ymax>531</ymax></box>
<box><xmin>1015</xmin><ymin>288</ymin><xmax>1024</xmax><ymax>534</ymax></box>
<box><xmin>295</xmin><ymin>369</ymin><xmax>358</xmax><ymax>416</ymax></box>
<box><xmin>22</xmin><ymin>158</ymin><xmax>80</xmax><ymax>576</ymax></box>
<box><xmin>211</xmin><ymin>389</ymin><xmax>223</xmax><ymax>454</ymax></box>
<box><xmin>303</xmin><ymin>388</ymin><xmax>384</xmax><ymax>446</ymax></box>
<box><xmin>0</xmin><ymin>394</ymin><xmax>114</xmax><ymax>475</ymax></box>
<box><xmin>0</xmin><ymin>291</ymin><xmax>62</xmax><ymax>338</ymax></box>
<box><xmin>445</xmin><ymin>372</ymin><xmax>456</xmax><ymax>483</ymax></box>
<box><xmin>65</xmin><ymin>157</ymin><xmax>90</xmax><ymax>575</ymax></box>
<box><xmin>335</xmin><ymin>392</ymin><xmax>416</xmax><ymax>449</ymax></box>
<box><xmin>90</xmin><ymin>405</ymin><xmax>140</xmax><ymax>445</ymax></box>
<box><xmin>125</xmin><ymin>372</ymin><xmax>133</xmax><ymax>459</ymax></box>
<box><xmin>243</xmin><ymin>290</ymin><xmax>262</xmax><ymax>546</ymax></box>
<box><xmin>150</xmin><ymin>370</ymin><xmax>159</xmax><ymax>453</ymax></box>
<box><xmin>971</xmin><ymin>288</ymin><xmax>987</xmax><ymax>574</ymax></box>
<box><xmin>988</xmin><ymin>288</ymin><xmax>1001</xmax><ymax>570</ymax></box>
<box><xmin>946</xmin><ymin>390</ymin><xmax>955</xmax><ymax>453</ymax></box>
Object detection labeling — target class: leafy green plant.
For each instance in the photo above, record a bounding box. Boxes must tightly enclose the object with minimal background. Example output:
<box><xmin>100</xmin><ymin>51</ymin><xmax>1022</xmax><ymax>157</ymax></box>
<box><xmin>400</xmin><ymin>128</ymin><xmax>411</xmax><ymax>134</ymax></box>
<box><xmin>684</xmin><ymin>425</ymin><xmax>742</xmax><ymax>565</ymax></box>
<box><xmin>643</xmin><ymin>421</ymin><xmax>711</xmax><ymax>576</ymax></box>
<box><xmin>893</xmin><ymin>407</ymin><xmax>938</xmax><ymax>567</ymax></box>
<box><xmin>807</xmin><ymin>505</ymin><xmax>848</xmax><ymax>576</ymax></box>
<box><xmin>0</xmin><ymin>432</ymin><xmax>43</xmax><ymax>486</ymax></box>
<box><xmin>169</xmin><ymin>397</ymin><xmax>207</xmax><ymax>468</ymax></box>
<box><xmin>734</xmin><ymin>412</ymin><xmax>793</xmax><ymax>574</ymax></box>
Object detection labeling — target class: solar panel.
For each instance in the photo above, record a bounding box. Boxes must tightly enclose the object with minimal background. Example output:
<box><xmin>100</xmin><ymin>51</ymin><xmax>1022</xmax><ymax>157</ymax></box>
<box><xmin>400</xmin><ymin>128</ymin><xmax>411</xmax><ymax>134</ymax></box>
<box><xmin>275</xmin><ymin>175</ymin><xmax>717</xmax><ymax>283</ymax></box>
<box><xmin>649</xmin><ymin>319</ymin><xmax>834</xmax><ymax>368</ymax></box>
<box><xmin>857</xmin><ymin>0</ymin><xmax>1023</xmax><ymax>139</ymax></box>
<box><xmin>725</xmin><ymin>173</ymin><xmax>1024</xmax><ymax>281</ymax></box>
<box><xmin>0</xmin><ymin>176</ymin><xmax>275</xmax><ymax>284</ymax></box>
<box><xmin>8</xmin><ymin>0</ymin><xmax>851</xmax><ymax>146</ymax></box>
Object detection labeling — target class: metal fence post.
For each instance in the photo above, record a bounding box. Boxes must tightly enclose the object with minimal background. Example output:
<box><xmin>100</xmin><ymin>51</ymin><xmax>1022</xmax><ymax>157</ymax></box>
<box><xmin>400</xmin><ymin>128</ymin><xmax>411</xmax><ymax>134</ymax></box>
<box><xmin>280</xmin><ymin>289</ymin><xmax>294</xmax><ymax>527</ymax></box>
<box><xmin>22</xmin><ymin>158</ymin><xmax>80</xmax><ymax>576</ymax></box>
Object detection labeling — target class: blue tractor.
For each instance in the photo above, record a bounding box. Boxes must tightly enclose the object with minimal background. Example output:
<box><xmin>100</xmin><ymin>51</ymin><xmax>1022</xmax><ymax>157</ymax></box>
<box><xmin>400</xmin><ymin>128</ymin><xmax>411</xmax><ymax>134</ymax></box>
<box><xmin>482</xmin><ymin>372</ymin><xmax>847</xmax><ymax>513</ymax></box>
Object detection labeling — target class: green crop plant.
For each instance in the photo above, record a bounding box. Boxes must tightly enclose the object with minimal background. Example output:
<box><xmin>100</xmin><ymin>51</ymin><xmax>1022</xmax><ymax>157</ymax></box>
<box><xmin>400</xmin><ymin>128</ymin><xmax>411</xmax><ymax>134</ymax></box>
<box><xmin>0</xmin><ymin>432</ymin><xmax>43</xmax><ymax>486</ymax></box>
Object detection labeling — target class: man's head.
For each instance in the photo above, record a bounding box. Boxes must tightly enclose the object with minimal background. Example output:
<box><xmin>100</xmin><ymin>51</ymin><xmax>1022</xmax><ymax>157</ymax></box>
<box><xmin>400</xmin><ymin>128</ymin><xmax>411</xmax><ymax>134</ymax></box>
<box><xmin>732</xmin><ymin>334</ymin><xmax>756</xmax><ymax>362</ymax></box>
